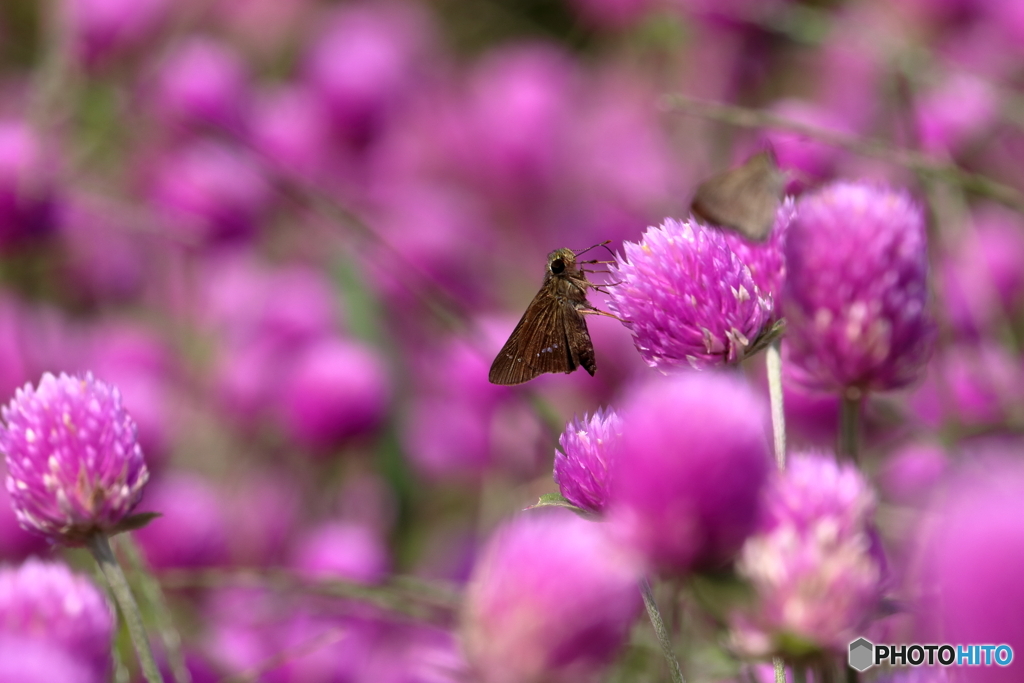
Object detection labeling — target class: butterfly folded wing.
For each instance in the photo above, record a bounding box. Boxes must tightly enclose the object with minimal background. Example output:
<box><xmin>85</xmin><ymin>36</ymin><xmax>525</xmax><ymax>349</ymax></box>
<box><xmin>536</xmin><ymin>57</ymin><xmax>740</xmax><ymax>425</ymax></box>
<box><xmin>488</xmin><ymin>291</ymin><xmax>594</xmax><ymax>385</ymax></box>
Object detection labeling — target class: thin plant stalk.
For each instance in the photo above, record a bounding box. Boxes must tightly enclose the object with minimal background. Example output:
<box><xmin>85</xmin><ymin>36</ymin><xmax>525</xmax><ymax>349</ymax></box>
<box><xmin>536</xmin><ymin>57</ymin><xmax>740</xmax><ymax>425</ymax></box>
<box><xmin>765</xmin><ymin>340</ymin><xmax>789</xmax><ymax>683</ymax></box>
<box><xmin>765</xmin><ymin>341</ymin><xmax>787</xmax><ymax>470</ymax></box>
<box><xmin>838</xmin><ymin>389</ymin><xmax>864</xmax><ymax>461</ymax></box>
<box><xmin>87</xmin><ymin>533</ymin><xmax>165</xmax><ymax>683</ymax></box>
<box><xmin>640</xmin><ymin>578</ymin><xmax>685</xmax><ymax>683</ymax></box>
<box><xmin>119</xmin><ymin>536</ymin><xmax>190</xmax><ymax>683</ymax></box>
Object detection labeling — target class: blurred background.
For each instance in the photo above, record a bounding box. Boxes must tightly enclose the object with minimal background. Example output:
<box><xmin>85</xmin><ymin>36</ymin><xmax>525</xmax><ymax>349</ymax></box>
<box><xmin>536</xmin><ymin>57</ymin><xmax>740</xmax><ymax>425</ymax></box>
<box><xmin>0</xmin><ymin>0</ymin><xmax>1023</xmax><ymax>679</ymax></box>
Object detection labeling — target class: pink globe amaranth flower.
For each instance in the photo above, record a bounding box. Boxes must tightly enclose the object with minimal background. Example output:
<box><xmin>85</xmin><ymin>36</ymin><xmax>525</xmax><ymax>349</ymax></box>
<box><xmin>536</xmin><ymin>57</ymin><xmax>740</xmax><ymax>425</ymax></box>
<box><xmin>909</xmin><ymin>342</ymin><xmax>1024</xmax><ymax>429</ymax></box>
<box><xmin>149</xmin><ymin>140</ymin><xmax>271</xmax><ymax>244</ymax></box>
<box><xmin>57</xmin><ymin>194</ymin><xmax>146</xmax><ymax>304</ymax></box>
<box><xmin>402</xmin><ymin>395</ymin><xmax>493</xmax><ymax>481</ymax></box>
<box><xmin>462</xmin><ymin>511</ymin><xmax>641</xmax><ymax>683</ymax></box>
<box><xmin>915</xmin><ymin>73</ymin><xmax>999</xmax><ymax>155</ymax></box>
<box><xmin>247</xmin><ymin>85</ymin><xmax>335</xmax><ymax>182</ymax></box>
<box><xmin>133</xmin><ymin>472</ymin><xmax>228</xmax><ymax>569</ymax></box>
<box><xmin>0</xmin><ymin>120</ymin><xmax>59</xmax><ymax>250</ymax></box>
<box><xmin>914</xmin><ymin>457</ymin><xmax>1024</xmax><ymax>683</ymax></box>
<box><xmin>879</xmin><ymin>442</ymin><xmax>948</xmax><ymax>506</ymax></box>
<box><xmin>940</xmin><ymin>206</ymin><xmax>1024</xmax><ymax>338</ymax></box>
<box><xmin>0</xmin><ymin>636</ymin><xmax>102</xmax><ymax>683</ymax></box>
<box><xmin>458</xmin><ymin>45</ymin><xmax>577</xmax><ymax>204</ymax></box>
<box><xmin>760</xmin><ymin>101</ymin><xmax>849</xmax><ymax>190</ymax></box>
<box><xmin>608</xmin><ymin>212</ymin><xmax>791</xmax><ymax>370</ymax></box>
<box><xmin>304</xmin><ymin>1</ymin><xmax>433</xmax><ymax>142</ymax></box>
<box><xmin>730</xmin><ymin>453</ymin><xmax>884</xmax><ymax>658</ymax></box>
<box><xmin>63</xmin><ymin>0</ymin><xmax>170</xmax><ymax>69</ymax></box>
<box><xmin>150</xmin><ymin>37</ymin><xmax>249</xmax><ymax>130</ymax></box>
<box><xmin>1</xmin><ymin>372</ymin><xmax>150</xmax><ymax>544</ymax></box>
<box><xmin>606</xmin><ymin>372</ymin><xmax>771</xmax><ymax>575</ymax></box>
<box><xmin>553</xmin><ymin>408</ymin><xmax>622</xmax><ymax>514</ymax></box>
<box><xmin>783</xmin><ymin>181</ymin><xmax>934</xmax><ymax>394</ymax></box>
<box><xmin>0</xmin><ymin>559</ymin><xmax>114</xmax><ymax>676</ymax></box>
<box><xmin>279</xmin><ymin>337</ymin><xmax>390</xmax><ymax>450</ymax></box>
<box><xmin>290</xmin><ymin>521</ymin><xmax>390</xmax><ymax>584</ymax></box>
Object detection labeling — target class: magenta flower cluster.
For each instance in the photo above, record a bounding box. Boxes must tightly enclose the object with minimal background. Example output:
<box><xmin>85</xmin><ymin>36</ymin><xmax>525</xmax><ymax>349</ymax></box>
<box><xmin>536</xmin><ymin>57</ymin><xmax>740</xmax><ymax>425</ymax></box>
<box><xmin>731</xmin><ymin>454</ymin><xmax>884</xmax><ymax>657</ymax></box>
<box><xmin>0</xmin><ymin>559</ymin><xmax>113</xmax><ymax>682</ymax></box>
<box><xmin>784</xmin><ymin>181</ymin><xmax>934</xmax><ymax>393</ymax></box>
<box><xmin>0</xmin><ymin>0</ymin><xmax>1021</xmax><ymax>679</ymax></box>
<box><xmin>553</xmin><ymin>408</ymin><xmax>621</xmax><ymax>513</ymax></box>
<box><xmin>609</xmin><ymin>211</ymin><xmax>792</xmax><ymax>369</ymax></box>
<box><xmin>1</xmin><ymin>372</ymin><xmax>149</xmax><ymax>544</ymax></box>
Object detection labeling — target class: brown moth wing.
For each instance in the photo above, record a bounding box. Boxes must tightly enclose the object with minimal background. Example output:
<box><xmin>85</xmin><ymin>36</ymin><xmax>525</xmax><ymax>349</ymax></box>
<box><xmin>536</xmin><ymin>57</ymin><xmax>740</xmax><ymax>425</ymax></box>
<box><xmin>691</xmin><ymin>151</ymin><xmax>786</xmax><ymax>241</ymax></box>
<box><xmin>488</xmin><ymin>288</ymin><xmax>593</xmax><ymax>385</ymax></box>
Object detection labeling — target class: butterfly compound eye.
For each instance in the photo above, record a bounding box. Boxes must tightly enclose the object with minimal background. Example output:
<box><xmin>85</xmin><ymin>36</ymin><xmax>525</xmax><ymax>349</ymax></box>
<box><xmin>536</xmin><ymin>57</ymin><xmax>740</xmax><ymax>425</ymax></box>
<box><xmin>550</xmin><ymin>259</ymin><xmax>566</xmax><ymax>274</ymax></box>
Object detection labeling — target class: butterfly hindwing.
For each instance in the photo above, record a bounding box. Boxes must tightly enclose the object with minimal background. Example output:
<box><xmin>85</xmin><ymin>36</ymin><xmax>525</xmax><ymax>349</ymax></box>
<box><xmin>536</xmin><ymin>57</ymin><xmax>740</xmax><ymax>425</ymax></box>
<box><xmin>691</xmin><ymin>151</ymin><xmax>785</xmax><ymax>241</ymax></box>
<box><xmin>488</xmin><ymin>290</ymin><xmax>592</xmax><ymax>385</ymax></box>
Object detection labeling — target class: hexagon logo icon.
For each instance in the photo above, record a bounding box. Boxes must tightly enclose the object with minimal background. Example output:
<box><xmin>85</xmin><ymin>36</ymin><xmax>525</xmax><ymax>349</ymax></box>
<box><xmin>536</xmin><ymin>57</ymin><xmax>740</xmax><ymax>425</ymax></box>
<box><xmin>849</xmin><ymin>638</ymin><xmax>874</xmax><ymax>672</ymax></box>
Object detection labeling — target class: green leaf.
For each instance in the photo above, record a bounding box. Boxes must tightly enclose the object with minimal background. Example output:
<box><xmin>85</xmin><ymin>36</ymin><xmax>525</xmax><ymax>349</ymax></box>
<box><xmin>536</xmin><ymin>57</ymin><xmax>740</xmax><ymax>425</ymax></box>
<box><xmin>111</xmin><ymin>512</ymin><xmax>162</xmax><ymax>535</ymax></box>
<box><xmin>525</xmin><ymin>493</ymin><xmax>597</xmax><ymax>519</ymax></box>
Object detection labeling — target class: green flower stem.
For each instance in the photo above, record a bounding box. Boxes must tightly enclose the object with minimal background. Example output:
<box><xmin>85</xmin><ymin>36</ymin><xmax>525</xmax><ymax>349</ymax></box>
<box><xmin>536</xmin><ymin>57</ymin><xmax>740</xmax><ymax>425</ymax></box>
<box><xmin>766</xmin><ymin>341</ymin><xmax>787</xmax><ymax>470</ymax></box>
<box><xmin>640</xmin><ymin>578</ymin><xmax>684</xmax><ymax>683</ymax></box>
<box><xmin>87</xmin><ymin>533</ymin><xmax>165</xmax><ymax>683</ymax></box>
<box><xmin>839</xmin><ymin>389</ymin><xmax>864</xmax><ymax>462</ymax></box>
<box><xmin>766</xmin><ymin>341</ymin><xmax>789</xmax><ymax>683</ymax></box>
<box><xmin>119</xmin><ymin>537</ymin><xmax>190</xmax><ymax>683</ymax></box>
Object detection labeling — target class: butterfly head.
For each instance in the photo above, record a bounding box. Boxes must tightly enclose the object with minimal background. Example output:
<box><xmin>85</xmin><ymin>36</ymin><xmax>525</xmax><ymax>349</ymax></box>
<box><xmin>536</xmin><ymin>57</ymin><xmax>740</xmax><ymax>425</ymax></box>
<box><xmin>546</xmin><ymin>248</ymin><xmax>577</xmax><ymax>276</ymax></box>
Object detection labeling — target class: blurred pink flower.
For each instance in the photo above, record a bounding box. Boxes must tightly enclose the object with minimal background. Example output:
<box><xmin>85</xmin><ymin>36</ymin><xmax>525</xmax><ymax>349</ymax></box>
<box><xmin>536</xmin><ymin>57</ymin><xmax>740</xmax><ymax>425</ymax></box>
<box><xmin>916</xmin><ymin>73</ymin><xmax>999</xmax><ymax>154</ymax></box>
<box><xmin>784</xmin><ymin>181</ymin><xmax>933</xmax><ymax>393</ymax></box>
<box><xmin>279</xmin><ymin>337</ymin><xmax>391</xmax><ymax>451</ymax></box>
<box><xmin>150</xmin><ymin>37</ymin><xmax>250</xmax><ymax>130</ymax></box>
<box><xmin>915</xmin><ymin>456</ymin><xmax>1024</xmax><ymax>682</ymax></box>
<box><xmin>64</xmin><ymin>0</ymin><xmax>170</xmax><ymax>68</ymax></box>
<box><xmin>607</xmin><ymin>372</ymin><xmax>771</xmax><ymax>575</ymax></box>
<box><xmin>731</xmin><ymin>454</ymin><xmax>884</xmax><ymax>658</ymax></box>
<box><xmin>462</xmin><ymin>511</ymin><xmax>641</xmax><ymax>683</ymax></box>
<box><xmin>149</xmin><ymin>140</ymin><xmax>271</xmax><ymax>244</ymax></box>
<box><xmin>0</xmin><ymin>559</ymin><xmax>113</xmax><ymax>677</ymax></box>
<box><xmin>940</xmin><ymin>206</ymin><xmax>1024</xmax><ymax>339</ymax></box>
<box><xmin>134</xmin><ymin>472</ymin><xmax>229</xmax><ymax>569</ymax></box>
<box><xmin>909</xmin><ymin>342</ymin><xmax>1024</xmax><ymax>429</ymax></box>
<box><xmin>248</xmin><ymin>84</ymin><xmax>335</xmax><ymax>182</ymax></box>
<box><xmin>291</xmin><ymin>521</ymin><xmax>390</xmax><ymax>584</ymax></box>
<box><xmin>304</xmin><ymin>1</ymin><xmax>434</xmax><ymax>144</ymax></box>
<box><xmin>0</xmin><ymin>120</ymin><xmax>59</xmax><ymax>250</ymax></box>
<box><xmin>879</xmin><ymin>442</ymin><xmax>948</xmax><ymax>506</ymax></box>
<box><xmin>456</xmin><ymin>44</ymin><xmax>577</xmax><ymax>205</ymax></box>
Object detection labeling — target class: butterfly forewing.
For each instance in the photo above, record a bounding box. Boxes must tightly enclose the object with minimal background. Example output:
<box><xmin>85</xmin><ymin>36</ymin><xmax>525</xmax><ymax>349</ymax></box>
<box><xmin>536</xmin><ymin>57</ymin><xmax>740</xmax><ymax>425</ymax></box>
<box><xmin>488</xmin><ymin>290</ymin><xmax>592</xmax><ymax>385</ymax></box>
<box><xmin>488</xmin><ymin>248</ymin><xmax>599</xmax><ymax>385</ymax></box>
<box><xmin>691</xmin><ymin>151</ymin><xmax>786</xmax><ymax>241</ymax></box>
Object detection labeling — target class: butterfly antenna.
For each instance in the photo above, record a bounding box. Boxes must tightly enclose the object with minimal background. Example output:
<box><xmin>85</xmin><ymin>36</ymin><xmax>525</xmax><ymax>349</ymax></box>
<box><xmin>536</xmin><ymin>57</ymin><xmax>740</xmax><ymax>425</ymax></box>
<box><xmin>573</xmin><ymin>240</ymin><xmax>616</xmax><ymax>260</ymax></box>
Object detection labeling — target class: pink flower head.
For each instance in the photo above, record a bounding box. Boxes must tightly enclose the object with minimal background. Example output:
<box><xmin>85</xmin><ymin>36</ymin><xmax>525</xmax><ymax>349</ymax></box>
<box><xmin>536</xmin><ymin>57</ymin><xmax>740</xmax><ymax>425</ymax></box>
<box><xmin>462</xmin><ymin>511</ymin><xmax>641</xmax><ymax>683</ymax></box>
<box><xmin>609</xmin><ymin>210</ymin><xmax>792</xmax><ymax>370</ymax></box>
<box><xmin>0</xmin><ymin>559</ymin><xmax>113</xmax><ymax>676</ymax></box>
<box><xmin>784</xmin><ymin>181</ymin><xmax>933</xmax><ymax>393</ymax></box>
<box><xmin>553</xmin><ymin>408</ymin><xmax>622</xmax><ymax>514</ymax></box>
<box><xmin>914</xmin><ymin>457</ymin><xmax>1024</xmax><ymax>682</ymax></box>
<box><xmin>731</xmin><ymin>454</ymin><xmax>884</xmax><ymax>658</ymax></box>
<box><xmin>1</xmin><ymin>373</ymin><xmax>149</xmax><ymax>544</ymax></box>
<box><xmin>607</xmin><ymin>372</ymin><xmax>771</xmax><ymax>575</ymax></box>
